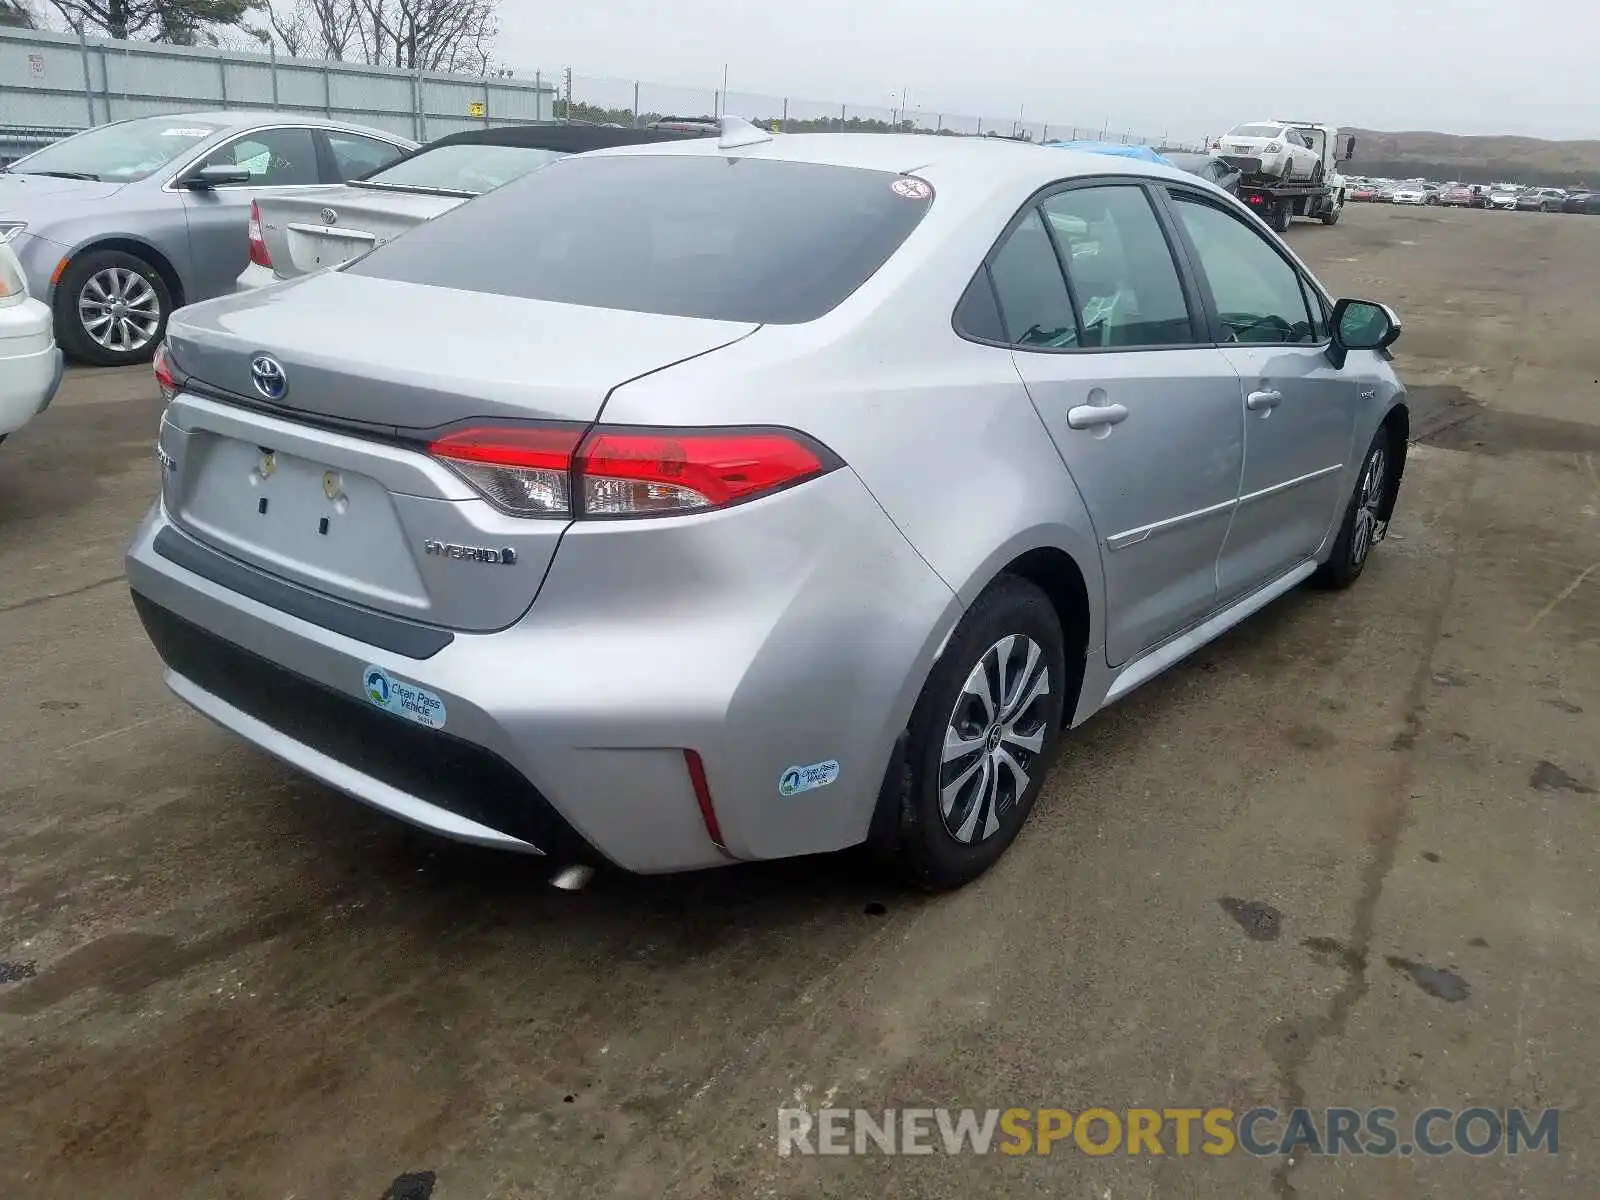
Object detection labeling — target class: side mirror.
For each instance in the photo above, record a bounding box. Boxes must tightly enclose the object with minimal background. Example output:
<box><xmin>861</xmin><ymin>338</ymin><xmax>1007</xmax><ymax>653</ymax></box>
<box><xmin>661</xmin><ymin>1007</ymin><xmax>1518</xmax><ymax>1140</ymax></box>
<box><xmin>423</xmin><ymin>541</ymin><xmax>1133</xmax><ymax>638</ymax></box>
<box><xmin>182</xmin><ymin>163</ymin><xmax>252</xmax><ymax>189</ymax></box>
<box><xmin>1343</xmin><ymin>135</ymin><xmax>1357</xmax><ymax>161</ymax></box>
<box><xmin>1327</xmin><ymin>298</ymin><xmax>1400</xmax><ymax>368</ymax></box>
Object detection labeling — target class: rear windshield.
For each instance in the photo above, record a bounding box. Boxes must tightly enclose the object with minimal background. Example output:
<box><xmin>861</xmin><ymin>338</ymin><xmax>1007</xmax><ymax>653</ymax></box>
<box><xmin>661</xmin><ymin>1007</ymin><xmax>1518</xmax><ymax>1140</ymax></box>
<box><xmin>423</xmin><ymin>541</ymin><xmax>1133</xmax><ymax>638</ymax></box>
<box><xmin>345</xmin><ymin>154</ymin><xmax>933</xmax><ymax>324</ymax></box>
<box><xmin>359</xmin><ymin>142</ymin><xmax>567</xmax><ymax>195</ymax></box>
<box><xmin>1227</xmin><ymin>125</ymin><xmax>1284</xmax><ymax>139</ymax></box>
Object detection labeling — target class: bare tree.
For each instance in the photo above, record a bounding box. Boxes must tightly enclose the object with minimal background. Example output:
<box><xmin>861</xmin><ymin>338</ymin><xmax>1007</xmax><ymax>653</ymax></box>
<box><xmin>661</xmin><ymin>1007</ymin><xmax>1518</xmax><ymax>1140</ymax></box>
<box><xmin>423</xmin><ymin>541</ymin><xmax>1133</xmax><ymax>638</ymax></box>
<box><xmin>49</xmin><ymin>0</ymin><xmax>265</xmax><ymax>42</ymax></box>
<box><xmin>0</xmin><ymin>0</ymin><xmax>38</xmax><ymax>27</ymax></box>
<box><xmin>266</xmin><ymin>0</ymin><xmax>496</xmax><ymax>72</ymax></box>
<box><xmin>266</xmin><ymin>0</ymin><xmax>358</xmax><ymax>58</ymax></box>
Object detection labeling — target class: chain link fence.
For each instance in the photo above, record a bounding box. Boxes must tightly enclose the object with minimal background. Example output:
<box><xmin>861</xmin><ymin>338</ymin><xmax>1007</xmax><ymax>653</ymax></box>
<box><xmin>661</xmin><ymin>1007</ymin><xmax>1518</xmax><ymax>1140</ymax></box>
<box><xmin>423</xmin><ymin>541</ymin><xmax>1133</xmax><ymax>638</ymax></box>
<box><xmin>566</xmin><ymin>72</ymin><xmax>1189</xmax><ymax>148</ymax></box>
<box><xmin>0</xmin><ymin>27</ymin><xmax>1197</xmax><ymax>152</ymax></box>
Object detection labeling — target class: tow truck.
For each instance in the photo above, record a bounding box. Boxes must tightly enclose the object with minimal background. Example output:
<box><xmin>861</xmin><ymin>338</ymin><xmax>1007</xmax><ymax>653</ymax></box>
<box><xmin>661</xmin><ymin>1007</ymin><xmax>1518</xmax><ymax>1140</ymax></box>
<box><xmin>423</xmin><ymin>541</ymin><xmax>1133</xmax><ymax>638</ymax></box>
<box><xmin>1214</xmin><ymin>123</ymin><xmax>1357</xmax><ymax>234</ymax></box>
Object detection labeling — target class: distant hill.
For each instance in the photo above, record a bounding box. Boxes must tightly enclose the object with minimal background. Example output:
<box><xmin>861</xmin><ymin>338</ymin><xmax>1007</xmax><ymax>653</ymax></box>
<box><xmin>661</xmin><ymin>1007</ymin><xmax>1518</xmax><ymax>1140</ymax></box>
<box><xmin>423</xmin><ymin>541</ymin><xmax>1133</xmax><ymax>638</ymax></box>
<box><xmin>1345</xmin><ymin>128</ymin><xmax>1600</xmax><ymax>187</ymax></box>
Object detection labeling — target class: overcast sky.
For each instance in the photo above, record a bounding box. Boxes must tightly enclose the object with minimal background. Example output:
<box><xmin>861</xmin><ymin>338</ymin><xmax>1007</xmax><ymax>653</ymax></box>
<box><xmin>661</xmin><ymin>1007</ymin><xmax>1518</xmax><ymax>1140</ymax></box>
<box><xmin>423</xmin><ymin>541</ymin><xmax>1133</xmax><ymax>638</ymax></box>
<box><xmin>495</xmin><ymin>0</ymin><xmax>1595</xmax><ymax>143</ymax></box>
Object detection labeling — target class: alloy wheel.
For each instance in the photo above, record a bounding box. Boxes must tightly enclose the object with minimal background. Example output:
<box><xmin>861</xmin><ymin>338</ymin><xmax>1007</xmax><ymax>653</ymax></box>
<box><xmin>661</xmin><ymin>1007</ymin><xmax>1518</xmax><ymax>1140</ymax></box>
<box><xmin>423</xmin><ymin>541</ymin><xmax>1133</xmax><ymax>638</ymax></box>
<box><xmin>938</xmin><ymin>634</ymin><xmax>1052</xmax><ymax>845</ymax></box>
<box><xmin>79</xmin><ymin>266</ymin><xmax>162</xmax><ymax>354</ymax></box>
<box><xmin>1350</xmin><ymin>445</ymin><xmax>1387</xmax><ymax>567</ymax></box>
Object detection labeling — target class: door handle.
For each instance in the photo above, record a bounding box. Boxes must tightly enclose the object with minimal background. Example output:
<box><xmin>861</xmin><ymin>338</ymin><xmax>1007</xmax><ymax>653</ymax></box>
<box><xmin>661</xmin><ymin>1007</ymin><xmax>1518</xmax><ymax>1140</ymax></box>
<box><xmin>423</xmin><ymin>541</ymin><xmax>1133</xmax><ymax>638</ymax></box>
<box><xmin>1246</xmin><ymin>389</ymin><xmax>1282</xmax><ymax>411</ymax></box>
<box><xmin>1067</xmin><ymin>402</ymin><xmax>1130</xmax><ymax>430</ymax></box>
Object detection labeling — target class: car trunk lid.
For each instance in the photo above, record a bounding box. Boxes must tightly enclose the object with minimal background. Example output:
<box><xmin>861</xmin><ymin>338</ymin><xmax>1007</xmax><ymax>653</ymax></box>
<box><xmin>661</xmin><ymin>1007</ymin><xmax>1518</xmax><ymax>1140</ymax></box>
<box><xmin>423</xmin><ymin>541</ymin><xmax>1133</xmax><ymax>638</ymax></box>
<box><xmin>256</xmin><ymin>187</ymin><xmax>464</xmax><ymax>279</ymax></box>
<box><xmin>159</xmin><ymin>272</ymin><xmax>759</xmax><ymax>632</ymax></box>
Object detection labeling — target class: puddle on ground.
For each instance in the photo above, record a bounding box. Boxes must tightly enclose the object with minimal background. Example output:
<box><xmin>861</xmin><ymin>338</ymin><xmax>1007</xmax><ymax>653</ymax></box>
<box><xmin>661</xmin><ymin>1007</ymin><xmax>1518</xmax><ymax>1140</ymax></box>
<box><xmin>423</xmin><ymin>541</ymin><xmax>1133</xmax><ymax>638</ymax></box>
<box><xmin>1220</xmin><ymin>897</ymin><xmax>1282</xmax><ymax>941</ymax></box>
<box><xmin>1409</xmin><ymin>384</ymin><xmax>1600</xmax><ymax>455</ymax></box>
<box><xmin>1386</xmin><ymin>955</ymin><xmax>1471</xmax><ymax>1002</ymax></box>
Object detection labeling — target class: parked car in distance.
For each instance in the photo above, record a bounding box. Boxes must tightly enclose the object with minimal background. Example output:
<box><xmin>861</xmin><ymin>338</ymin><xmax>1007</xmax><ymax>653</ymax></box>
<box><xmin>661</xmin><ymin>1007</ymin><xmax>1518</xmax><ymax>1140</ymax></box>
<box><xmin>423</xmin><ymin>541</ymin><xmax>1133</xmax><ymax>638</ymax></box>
<box><xmin>1562</xmin><ymin>190</ymin><xmax>1600</xmax><ymax>214</ymax></box>
<box><xmin>239</xmin><ymin>123</ymin><xmax>712</xmax><ymax>290</ymax></box>
<box><xmin>129</xmin><ymin>125</ymin><xmax>1409</xmax><ymax>890</ymax></box>
<box><xmin>1389</xmin><ymin>183</ymin><xmax>1439</xmax><ymax>205</ymax></box>
<box><xmin>0</xmin><ymin>239</ymin><xmax>63</xmax><ymax>446</ymax></box>
<box><xmin>0</xmin><ymin>112</ymin><xmax>415</xmax><ymax>366</ymax></box>
<box><xmin>1211</xmin><ymin>122</ymin><xmax>1323</xmax><ymax>181</ymax></box>
<box><xmin>1516</xmin><ymin>187</ymin><xmax>1567</xmax><ymax>212</ymax></box>
<box><xmin>1487</xmin><ymin>185</ymin><xmax>1523</xmax><ymax>210</ymax></box>
<box><xmin>645</xmin><ymin>116</ymin><xmax>723</xmax><ymax>134</ymax></box>
<box><xmin>1349</xmin><ymin>183</ymin><xmax>1379</xmax><ymax>202</ymax></box>
<box><xmin>1440</xmin><ymin>183</ymin><xmax>1490</xmax><ymax>208</ymax></box>
<box><xmin>1163</xmin><ymin>151</ymin><xmax>1244</xmax><ymax>195</ymax></box>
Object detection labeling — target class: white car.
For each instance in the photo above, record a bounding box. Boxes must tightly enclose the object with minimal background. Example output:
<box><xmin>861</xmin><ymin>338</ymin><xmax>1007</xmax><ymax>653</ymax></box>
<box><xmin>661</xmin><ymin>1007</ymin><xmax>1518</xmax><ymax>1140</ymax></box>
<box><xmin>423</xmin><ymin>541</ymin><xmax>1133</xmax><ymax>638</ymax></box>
<box><xmin>1390</xmin><ymin>184</ymin><xmax>1439</xmax><ymax>206</ymax></box>
<box><xmin>0</xmin><ymin>241</ymin><xmax>62</xmax><ymax>446</ymax></box>
<box><xmin>1487</xmin><ymin>186</ymin><xmax>1522</xmax><ymax>210</ymax></box>
<box><xmin>1213</xmin><ymin>122</ymin><xmax>1322</xmax><ymax>181</ymax></box>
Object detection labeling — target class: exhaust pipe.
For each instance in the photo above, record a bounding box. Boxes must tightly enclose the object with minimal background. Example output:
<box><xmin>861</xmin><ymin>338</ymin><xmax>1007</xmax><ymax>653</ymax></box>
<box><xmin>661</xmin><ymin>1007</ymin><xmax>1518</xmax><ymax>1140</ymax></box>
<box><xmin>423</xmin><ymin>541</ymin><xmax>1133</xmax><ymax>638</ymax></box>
<box><xmin>550</xmin><ymin>864</ymin><xmax>595</xmax><ymax>891</ymax></box>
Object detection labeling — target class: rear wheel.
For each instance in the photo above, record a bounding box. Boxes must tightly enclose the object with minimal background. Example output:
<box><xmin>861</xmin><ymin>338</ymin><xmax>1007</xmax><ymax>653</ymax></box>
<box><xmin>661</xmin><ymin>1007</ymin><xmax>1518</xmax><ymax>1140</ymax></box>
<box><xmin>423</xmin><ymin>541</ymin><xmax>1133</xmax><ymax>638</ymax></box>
<box><xmin>875</xmin><ymin>577</ymin><xmax>1067</xmax><ymax>890</ymax></box>
<box><xmin>1321</xmin><ymin>199</ymin><xmax>1341</xmax><ymax>226</ymax></box>
<box><xmin>1272</xmin><ymin>197</ymin><xmax>1294</xmax><ymax>233</ymax></box>
<box><xmin>53</xmin><ymin>248</ymin><xmax>172</xmax><ymax>367</ymax></box>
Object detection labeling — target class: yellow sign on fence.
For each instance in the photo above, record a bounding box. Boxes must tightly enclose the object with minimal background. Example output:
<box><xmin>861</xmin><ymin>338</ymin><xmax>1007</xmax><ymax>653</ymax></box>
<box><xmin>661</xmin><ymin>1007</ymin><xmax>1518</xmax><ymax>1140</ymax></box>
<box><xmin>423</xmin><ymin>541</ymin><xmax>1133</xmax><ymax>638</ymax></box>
<box><xmin>468</xmin><ymin>101</ymin><xmax>486</xmax><ymax>117</ymax></box>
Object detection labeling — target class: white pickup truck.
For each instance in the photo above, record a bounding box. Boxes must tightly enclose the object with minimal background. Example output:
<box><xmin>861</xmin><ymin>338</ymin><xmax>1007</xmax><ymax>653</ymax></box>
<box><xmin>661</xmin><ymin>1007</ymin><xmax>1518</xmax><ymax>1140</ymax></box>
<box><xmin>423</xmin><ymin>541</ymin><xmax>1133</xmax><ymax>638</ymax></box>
<box><xmin>0</xmin><ymin>240</ymin><xmax>63</xmax><ymax>447</ymax></box>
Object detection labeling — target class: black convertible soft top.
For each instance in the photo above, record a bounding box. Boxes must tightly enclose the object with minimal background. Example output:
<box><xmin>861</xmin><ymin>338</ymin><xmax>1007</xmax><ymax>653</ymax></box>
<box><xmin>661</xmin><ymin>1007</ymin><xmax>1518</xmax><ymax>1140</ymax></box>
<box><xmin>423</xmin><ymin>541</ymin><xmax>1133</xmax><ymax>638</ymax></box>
<box><xmin>415</xmin><ymin>122</ymin><xmax>708</xmax><ymax>155</ymax></box>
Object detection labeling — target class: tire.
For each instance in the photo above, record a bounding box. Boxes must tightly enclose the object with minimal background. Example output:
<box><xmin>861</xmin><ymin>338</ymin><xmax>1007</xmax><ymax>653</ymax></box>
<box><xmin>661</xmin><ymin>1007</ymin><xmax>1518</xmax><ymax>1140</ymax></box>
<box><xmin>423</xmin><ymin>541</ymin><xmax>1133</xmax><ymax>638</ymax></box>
<box><xmin>1314</xmin><ymin>428</ymin><xmax>1396</xmax><ymax>589</ymax></box>
<box><xmin>53</xmin><ymin>248</ymin><xmax>172</xmax><ymax>367</ymax></box>
<box><xmin>1321</xmin><ymin>201</ymin><xmax>1341</xmax><ymax>226</ymax></box>
<box><xmin>1272</xmin><ymin>198</ymin><xmax>1294</xmax><ymax>233</ymax></box>
<box><xmin>874</xmin><ymin>577</ymin><xmax>1067</xmax><ymax>890</ymax></box>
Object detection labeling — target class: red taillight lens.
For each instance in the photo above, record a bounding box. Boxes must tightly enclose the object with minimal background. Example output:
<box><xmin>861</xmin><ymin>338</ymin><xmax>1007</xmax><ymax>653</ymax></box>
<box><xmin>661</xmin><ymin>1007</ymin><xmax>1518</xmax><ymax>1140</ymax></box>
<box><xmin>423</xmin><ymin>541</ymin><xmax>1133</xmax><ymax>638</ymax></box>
<box><xmin>577</xmin><ymin>429</ymin><xmax>825</xmax><ymax>516</ymax></box>
<box><xmin>429</xmin><ymin>426</ymin><xmax>583</xmax><ymax>517</ymax></box>
<box><xmin>428</xmin><ymin>425</ymin><xmax>833</xmax><ymax>519</ymax></box>
<box><xmin>1248</xmin><ymin>194</ymin><xmax>1263</xmax><ymax>205</ymax></box>
<box><xmin>153</xmin><ymin>340</ymin><xmax>178</xmax><ymax>401</ymax></box>
<box><xmin>247</xmin><ymin>200</ymin><xmax>272</xmax><ymax>268</ymax></box>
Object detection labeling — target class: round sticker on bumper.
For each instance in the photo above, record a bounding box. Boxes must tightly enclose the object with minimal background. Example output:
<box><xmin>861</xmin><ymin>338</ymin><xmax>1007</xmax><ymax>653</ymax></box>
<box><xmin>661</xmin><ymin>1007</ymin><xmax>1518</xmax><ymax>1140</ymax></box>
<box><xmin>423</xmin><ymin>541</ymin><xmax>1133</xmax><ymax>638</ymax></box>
<box><xmin>890</xmin><ymin>177</ymin><xmax>932</xmax><ymax>201</ymax></box>
<box><xmin>363</xmin><ymin>665</ymin><xmax>447</xmax><ymax>730</ymax></box>
<box><xmin>779</xmin><ymin>760</ymin><xmax>840</xmax><ymax>796</ymax></box>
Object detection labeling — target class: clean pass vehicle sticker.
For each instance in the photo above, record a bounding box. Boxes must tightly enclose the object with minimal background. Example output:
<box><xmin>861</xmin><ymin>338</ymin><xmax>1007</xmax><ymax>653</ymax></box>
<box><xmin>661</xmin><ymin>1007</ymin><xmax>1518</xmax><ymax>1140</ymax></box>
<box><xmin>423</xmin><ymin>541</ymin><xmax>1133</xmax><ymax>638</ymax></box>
<box><xmin>890</xmin><ymin>177</ymin><xmax>932</xmax><ymax>201</ymax></box>
<box><xmin>363</xmin><ymin>666</ymin><xmax>447</xmax><ymax>730</ymax></box>
<box><xmin>779</xmin><ymin>760</ymin><xmax>840</xmax><ymax>797</ymax></box>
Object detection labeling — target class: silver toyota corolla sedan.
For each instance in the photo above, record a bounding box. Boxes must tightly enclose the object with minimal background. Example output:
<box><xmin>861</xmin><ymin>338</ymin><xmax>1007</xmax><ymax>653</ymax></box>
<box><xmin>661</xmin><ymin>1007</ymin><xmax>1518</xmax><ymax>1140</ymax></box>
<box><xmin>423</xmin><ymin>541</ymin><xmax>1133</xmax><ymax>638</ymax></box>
<box><xmin>0</xmin><ymin>112</ymin><xmax>414</xmax><ymax>365</ymax></box>
<box><xmin>127</xmin><ymin>121</ymin><xmax>1408</xmax><ymax>890</ymax></box>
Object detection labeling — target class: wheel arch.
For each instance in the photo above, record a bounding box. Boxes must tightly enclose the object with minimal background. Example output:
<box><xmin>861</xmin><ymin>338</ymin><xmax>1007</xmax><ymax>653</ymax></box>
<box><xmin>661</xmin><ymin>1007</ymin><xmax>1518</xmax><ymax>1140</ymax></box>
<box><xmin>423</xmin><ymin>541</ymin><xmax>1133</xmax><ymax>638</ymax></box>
<box><xmin>57</xmin><ymin>236</ymin><xmax>186</xmax><ymax>310</ymax></box>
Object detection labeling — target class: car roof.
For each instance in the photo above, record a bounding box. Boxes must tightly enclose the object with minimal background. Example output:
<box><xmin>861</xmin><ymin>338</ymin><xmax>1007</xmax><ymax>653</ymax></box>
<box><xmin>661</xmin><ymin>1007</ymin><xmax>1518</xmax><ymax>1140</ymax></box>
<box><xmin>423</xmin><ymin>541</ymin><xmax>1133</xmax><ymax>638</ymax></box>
<box><xmin>417</xmin><ymin>123</ymin><xmax>710</xmax><ymax>153</ymax></box>
<box><xmin>583</xmin><ymin>131</ymin><xmax>1196</xmax><ymax>194</ymax></box>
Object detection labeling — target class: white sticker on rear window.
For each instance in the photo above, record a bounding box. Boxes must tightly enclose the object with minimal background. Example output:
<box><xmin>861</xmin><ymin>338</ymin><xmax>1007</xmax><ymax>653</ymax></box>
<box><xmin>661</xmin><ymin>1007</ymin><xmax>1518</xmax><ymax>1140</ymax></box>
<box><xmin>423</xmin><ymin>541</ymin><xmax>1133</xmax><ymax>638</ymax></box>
<box><xmin>162</xmin><ymin>127</ymin><xmax>215</xmax><ymax>138</ymax></box>
<box><xmin>363</xmin><ymin>666</ymin><xmax>447</xmax><ymax>730</ymax></box>
<box><xmin>779</xmin><ymin>760</ymin><xmax>840</xmax><ymax>797</ymax></box>
<box><xmin>890</xmin><ymin>177</ymin><xmax>932</xmax><ymax>201</ymax></box>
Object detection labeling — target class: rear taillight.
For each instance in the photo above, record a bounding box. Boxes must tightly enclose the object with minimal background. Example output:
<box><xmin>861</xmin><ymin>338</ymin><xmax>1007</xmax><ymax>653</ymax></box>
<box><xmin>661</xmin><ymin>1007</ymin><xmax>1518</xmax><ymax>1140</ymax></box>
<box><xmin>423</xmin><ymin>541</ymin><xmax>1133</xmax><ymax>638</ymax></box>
<box><xmin>429</xmin><ymin>426</ymin><xmax>581</xmax><ymax>517</ymax></box>
<box><xmin>428</xmin><ymin>425</ymin><xmax>834</xmax><ymax>519</ymax></box>
<box><xmin>247</xmin><ymin>201</ymin><xmax>272</xmax><ymax>269</ymax></box>
<box><xmin>152</xmin><ymin>340</ymin><xmax>179</xmax><ymax>401</ymax></box>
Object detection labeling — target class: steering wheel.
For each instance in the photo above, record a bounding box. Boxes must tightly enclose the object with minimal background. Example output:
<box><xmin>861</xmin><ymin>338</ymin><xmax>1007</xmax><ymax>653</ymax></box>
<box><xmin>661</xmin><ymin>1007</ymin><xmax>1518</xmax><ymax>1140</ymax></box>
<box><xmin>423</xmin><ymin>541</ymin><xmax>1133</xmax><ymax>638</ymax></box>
<box><xmin>1222</xmin><ymin>312</ymin><xmax>1297</xmax><ymax>343</ymax></box>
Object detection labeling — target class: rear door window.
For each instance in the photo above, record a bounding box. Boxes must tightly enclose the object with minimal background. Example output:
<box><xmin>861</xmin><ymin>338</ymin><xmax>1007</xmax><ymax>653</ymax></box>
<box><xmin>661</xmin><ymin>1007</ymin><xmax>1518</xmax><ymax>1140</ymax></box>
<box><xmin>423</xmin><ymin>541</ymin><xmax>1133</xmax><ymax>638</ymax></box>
<box><xmin>326</xmin><ymin>132</ymin><xmax>407</xmax><ymax>181</ymax></box>
<box><xmin>1042</xmin><ymin>186</ymin><xmax>1195</xmax><ymax>348</ymax></box>
<box><xmin>982</xmin><ymin>209</ymin><xmax>1079</xmax><ymax>348</ymax></box>
<box><xmin>346</xmin><ymin>155</ymin><xmax>934</xmax><ymax>324</ymax></box>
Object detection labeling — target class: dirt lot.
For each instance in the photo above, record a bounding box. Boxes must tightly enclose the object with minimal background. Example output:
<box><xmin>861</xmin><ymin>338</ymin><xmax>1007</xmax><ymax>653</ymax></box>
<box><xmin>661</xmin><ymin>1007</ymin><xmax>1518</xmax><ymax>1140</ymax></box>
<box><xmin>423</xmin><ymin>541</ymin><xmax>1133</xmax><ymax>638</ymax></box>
<box><xmin>1</xmin><ymin>202</ymin><xmax>1597</xmax><ymax>1199</ymax></box>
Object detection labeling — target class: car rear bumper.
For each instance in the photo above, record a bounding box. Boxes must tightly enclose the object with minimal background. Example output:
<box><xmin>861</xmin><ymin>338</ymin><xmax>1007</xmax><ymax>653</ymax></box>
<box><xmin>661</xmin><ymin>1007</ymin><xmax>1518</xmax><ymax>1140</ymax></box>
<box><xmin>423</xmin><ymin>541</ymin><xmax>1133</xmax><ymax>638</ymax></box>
<box><xmin>0</xmin><ymin>295</ymin><xmax>62</xmax><ymax>436</ymax></box>
<box><xmin>126</xmin><ymin>471</ymin><xmax>960</xmax><ymax>873</ymax></box>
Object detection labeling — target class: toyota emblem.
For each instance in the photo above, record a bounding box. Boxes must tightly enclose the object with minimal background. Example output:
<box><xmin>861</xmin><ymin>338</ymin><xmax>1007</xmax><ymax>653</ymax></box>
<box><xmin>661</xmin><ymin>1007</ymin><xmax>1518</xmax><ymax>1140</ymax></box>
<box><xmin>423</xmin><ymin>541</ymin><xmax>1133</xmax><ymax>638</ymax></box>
<box><xmin>249</xmin><ymin>354</ymin><xmax>287</xmax><ymax>401</ymax></box>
